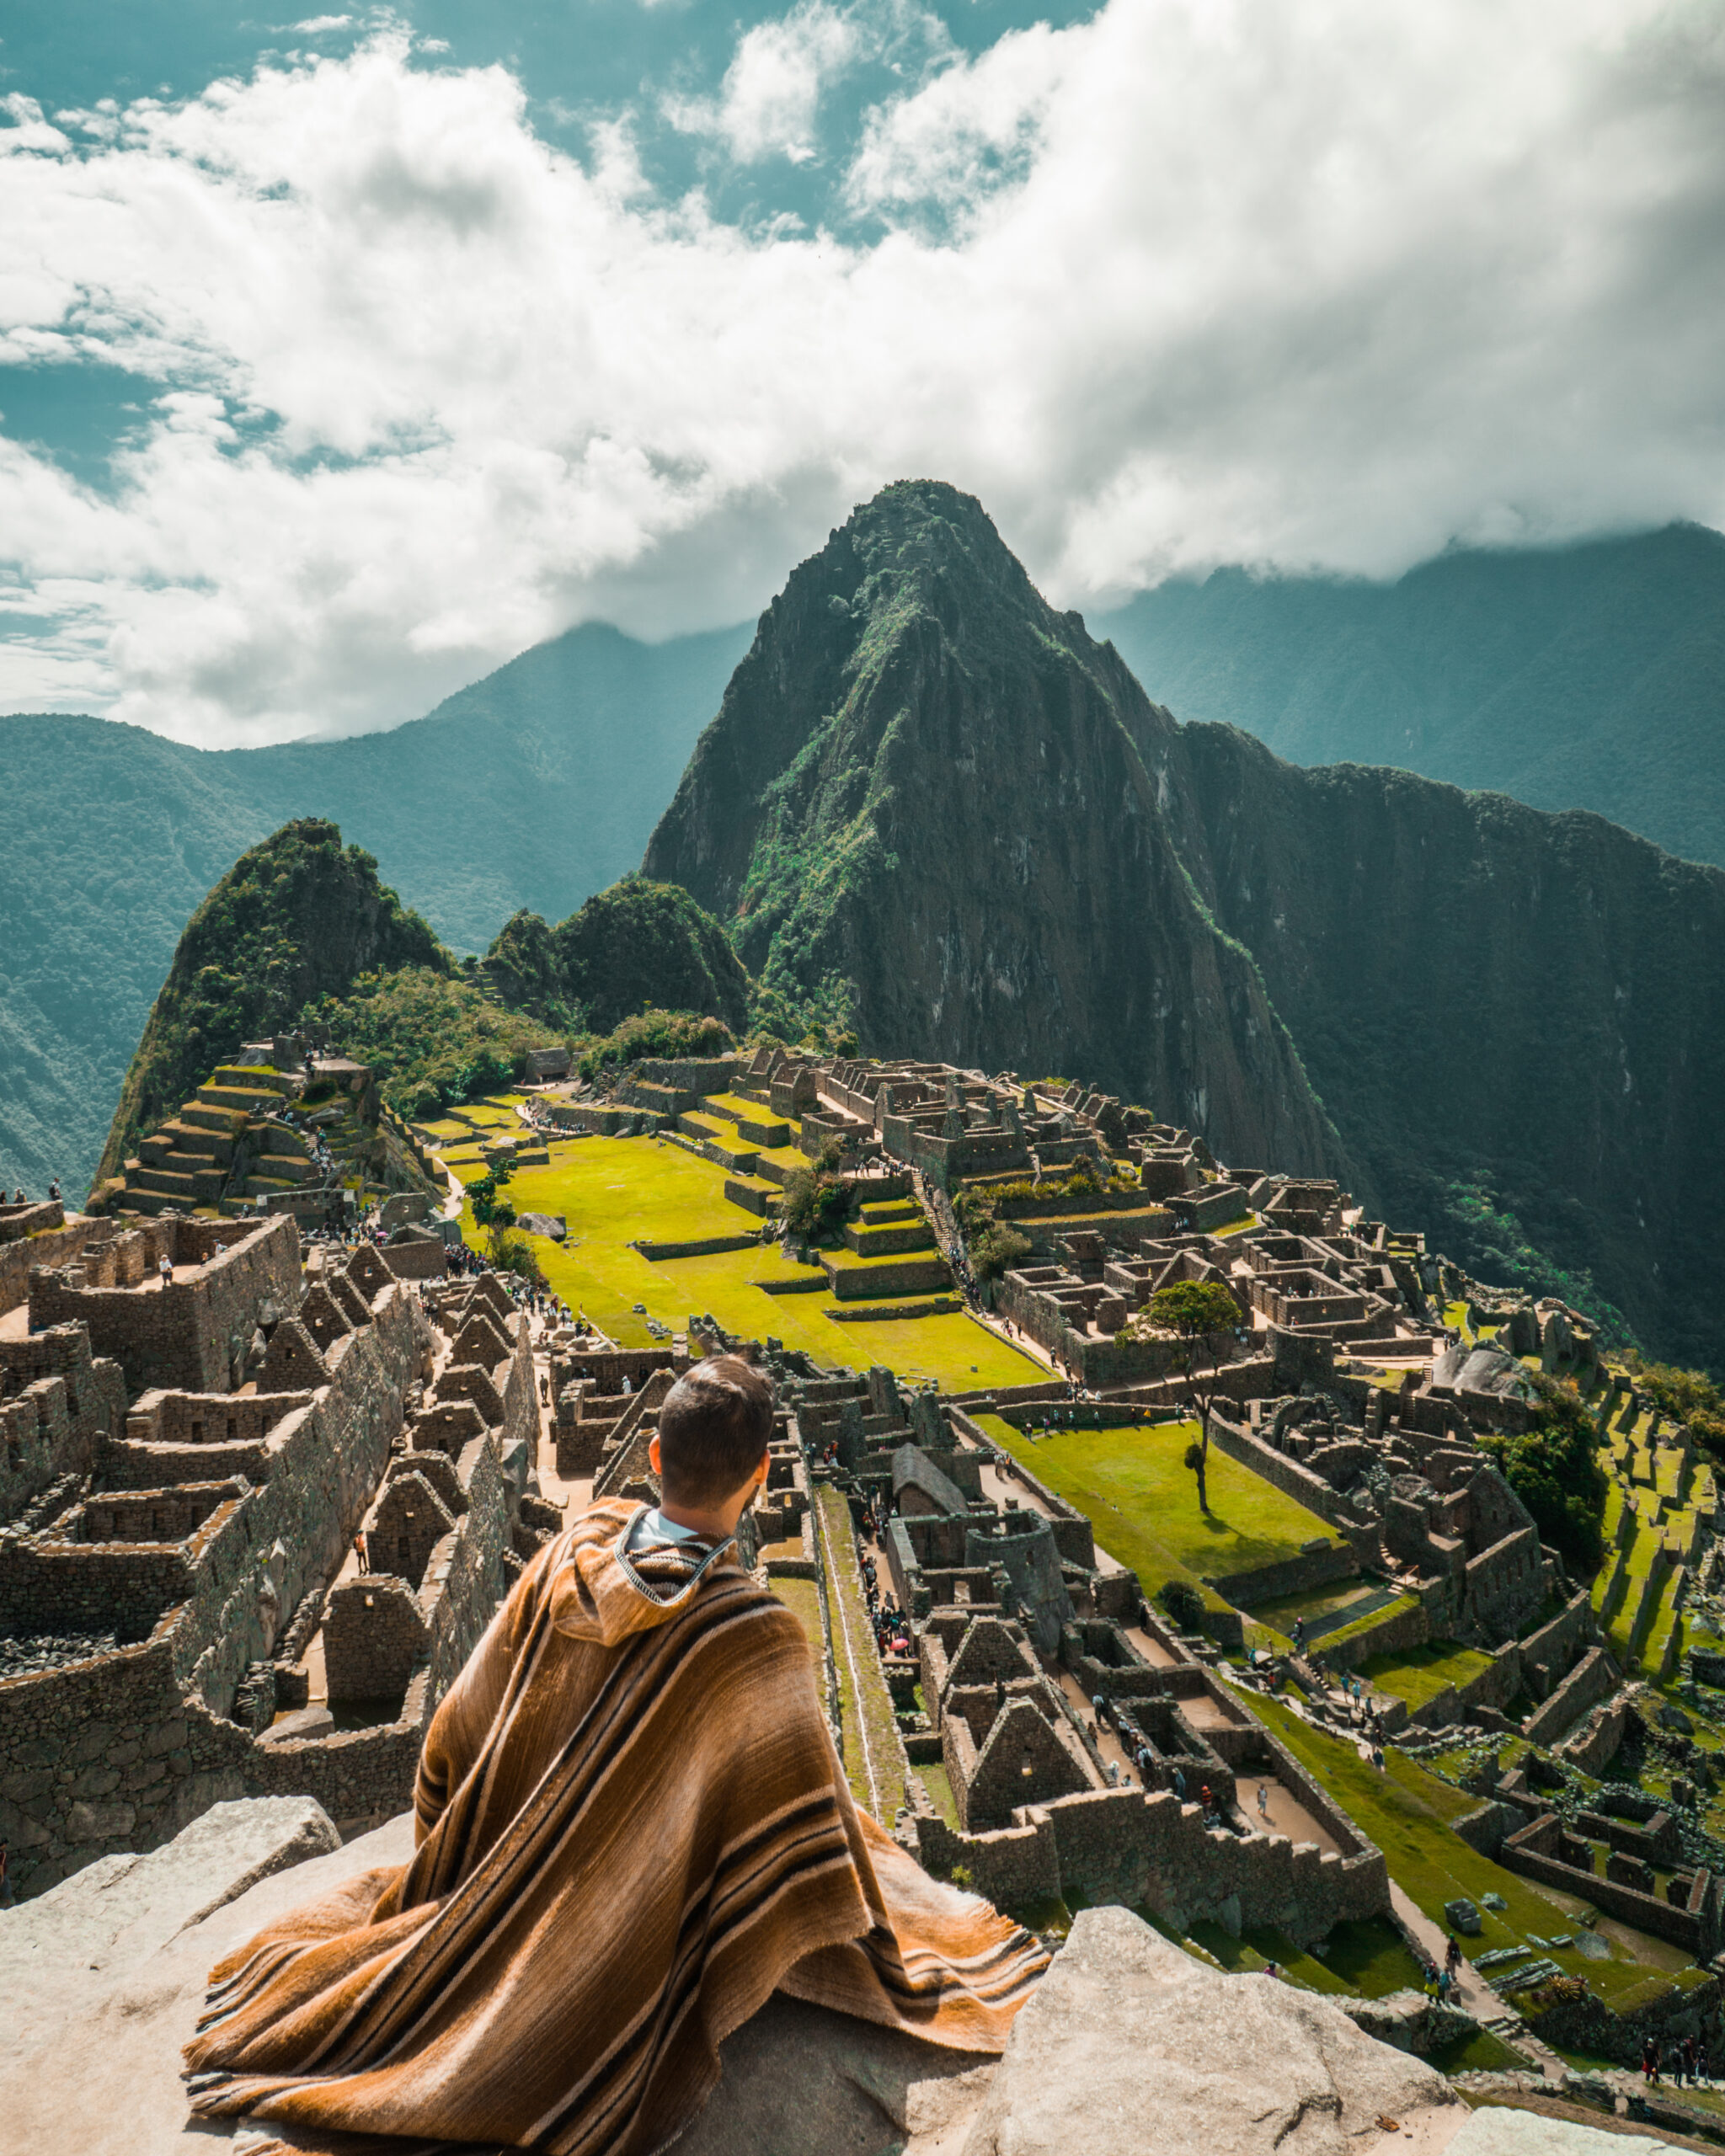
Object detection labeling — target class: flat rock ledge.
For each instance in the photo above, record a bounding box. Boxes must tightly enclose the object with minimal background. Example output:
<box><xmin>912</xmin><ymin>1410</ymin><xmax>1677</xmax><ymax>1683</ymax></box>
<box><xmin>8</xmin><ymin>1797</ymin><xmax>1475</xmax><ymax>2156</ymax></box>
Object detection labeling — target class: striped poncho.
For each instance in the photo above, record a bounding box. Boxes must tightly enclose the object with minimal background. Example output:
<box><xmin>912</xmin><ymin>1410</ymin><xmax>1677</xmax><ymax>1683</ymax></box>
<box><xmin>184</xmin><ymin>1497</ymin><xmax>1047</xmax><ymax>2155</ymax></box>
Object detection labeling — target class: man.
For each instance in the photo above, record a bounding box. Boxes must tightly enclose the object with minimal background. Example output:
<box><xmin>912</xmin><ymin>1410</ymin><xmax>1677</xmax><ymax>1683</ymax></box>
<box><xmin>184</xmin><ymin>1357</ymin><xmax>1044</xmax><ymax>2155</ymax></box>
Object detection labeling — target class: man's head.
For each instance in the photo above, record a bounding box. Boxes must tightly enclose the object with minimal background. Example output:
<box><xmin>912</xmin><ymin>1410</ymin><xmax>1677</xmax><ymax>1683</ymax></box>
<box><xmin>651</xmin><ymin>1355</ymin><xmax>775</xmax><ymax>1512</ymax></box>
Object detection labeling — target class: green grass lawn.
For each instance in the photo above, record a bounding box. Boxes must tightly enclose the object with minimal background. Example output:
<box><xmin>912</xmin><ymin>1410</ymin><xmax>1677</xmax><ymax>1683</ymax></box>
<box><xmin>1357</xmin><ymin>1640</ymin><xmax>1497</xmax><ymax>1710</ymax></box>
<box><xmin>463</xmin><ymin>1134</ymin><xmax>1044</xmax><ymax>1389</ymax></box>
<box><xmin>1247</xmin><ymin>1691</ymin><xmax>1674</xmax><ymax>2005</ymax></box>
<box><xmin>978</xmin><ymin>1416</ymin><xmax>1335</xmax><ymax>1601</ymax></box>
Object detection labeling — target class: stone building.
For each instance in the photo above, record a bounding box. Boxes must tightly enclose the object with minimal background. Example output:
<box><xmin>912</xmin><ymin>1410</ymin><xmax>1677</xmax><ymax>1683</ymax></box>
<box><xmin>0</xmin><ymin>1214</ymin><xmax>550</xmax><ymax>1900</ymax></box>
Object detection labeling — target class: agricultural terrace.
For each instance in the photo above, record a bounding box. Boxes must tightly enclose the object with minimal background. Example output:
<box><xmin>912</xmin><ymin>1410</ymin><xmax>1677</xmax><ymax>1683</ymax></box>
<box><xmin>1251</xmin><ymin>1692</ymin><xmax>1701</xmax><ymax>2011</ymax></box>
<box><xmin>452</xmin><ymin>1129</ymin><xmax>1044</xmax><ymax>1390</ymax></box>
<box><xmin>975</xmin><ymin>1414</ymin><xmax>1336</xmax><ymax>1610</ymax></box>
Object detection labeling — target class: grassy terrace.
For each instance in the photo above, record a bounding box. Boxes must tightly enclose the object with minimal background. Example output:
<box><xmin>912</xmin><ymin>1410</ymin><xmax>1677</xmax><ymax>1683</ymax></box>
<box><xmin>450</xmin><ymin>1129</ymin><xmax>1044</xmax><ymax>1389</ymax></box>
<box><xmin>1355</xmin><ymin>1640</ymin><xmax>1495</xmax><ymax>1709</ymax></box>
<box><xmin>1248</xmin><ymin>1691</ymin><xmax>1684</xmax><ymax>2008</ymax></box>
<box><xmin>814</xmin><ymin>1485</ymin><xmax>903</xmax><ymax>1817</ymax></box>
<box><xmin>976</xmin><ymin>1415</ymin><xmax>1335</xmax><ymax>1603</ymax></box>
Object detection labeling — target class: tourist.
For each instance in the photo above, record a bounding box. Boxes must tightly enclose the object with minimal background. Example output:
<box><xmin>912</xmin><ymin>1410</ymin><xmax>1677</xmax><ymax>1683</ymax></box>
<box><xmin>1370</xmin><ymin>1745</ymin><xmax>1386</xmax><ymax>1772</ymax></box>
<box><xmin>181</xmin><ymin>1357</ymin><xmax>1048</xmax><ymax>2150</ymax></box>
<box><xmin>1445</xmin><ymin>1935</ymin><xmax>1462</xmax><ymax>1979</ymax></box>
<box><xmin>48</xmin><ymin>1178</ymin><xmax>60</xmax><ymax>1202</ymax></box>
<box><xmin>1256</xmin><ymin>1783</ymin><xmax>1269</xmax><ymax>1819</ymax></box>
<box><xmin>158</xmin><ymin>1252</ymin><xmax>173</xmax><ymax>1289</ymax></box>
<box><xmin>1172</xmin><ymin>1764</ymin><xmax>1187</xmax><ymax>1801</ymax></box>
<box><xmin>1697</xmin><ymin>2038</ymin><xmax>1710</xmax><ymax>2088</ymax></box>
<box><xmin>354</xmin><ymin>1530</ymin><xmax>369</xmax><ymax>1575</ymax></box>
<box><xmin>1684</xmin><ymin>2036</ymin><xmax>1700</xmax><ymax>2087</ymax></box>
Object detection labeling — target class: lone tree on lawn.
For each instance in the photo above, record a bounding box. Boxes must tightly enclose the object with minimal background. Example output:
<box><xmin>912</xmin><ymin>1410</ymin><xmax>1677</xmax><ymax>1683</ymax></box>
<box><xmin>1145</xmin><ymin>1279</ymin><xmax>1245</xmax><ymax>1513</ymax></box>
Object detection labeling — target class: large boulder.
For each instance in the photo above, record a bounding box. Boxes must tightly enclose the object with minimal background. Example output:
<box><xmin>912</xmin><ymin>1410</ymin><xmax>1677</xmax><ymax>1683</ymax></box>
<box><xmin>959</xmin><ymin>1907</ymin><xmax>1459</xmax><ymax>2156</ymax></box>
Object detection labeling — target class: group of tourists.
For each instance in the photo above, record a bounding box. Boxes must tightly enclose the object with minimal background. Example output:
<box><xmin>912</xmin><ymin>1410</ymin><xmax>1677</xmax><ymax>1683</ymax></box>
<box><xmin>8</xmin><ymin>1182</ymin><xmax>61</xmax><ymax>1205</ymax></box>
<box><xmin>1642</xmin><ymin>2032</ymin><xmax>1710</xmax><ymax>2087</ymax></box>
<box><xmin>859</xmin><ymin>1543</ymin><xmax>911</xmax><ymax>1656</ymax></box>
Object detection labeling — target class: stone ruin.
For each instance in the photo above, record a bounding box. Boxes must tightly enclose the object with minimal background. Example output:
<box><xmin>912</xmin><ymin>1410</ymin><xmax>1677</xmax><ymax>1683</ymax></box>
<box><xmin>0</xmin><ymin>1209</ymin><xmax>558</xmax><ymax>1899</ymax></box>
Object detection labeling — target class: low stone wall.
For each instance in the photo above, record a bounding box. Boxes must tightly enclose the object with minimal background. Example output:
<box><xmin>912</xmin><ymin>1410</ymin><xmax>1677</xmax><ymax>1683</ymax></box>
<box><xmin>1312</xmin><ymin>1596</ymin><xmax>1434</xmax><ymax>1677</ymax></box>
<box><xmin>913</xmin><ymin>1732</ymin><xmax>1388</xmax><ymax>1944</ymax></box>
<box><xmin>1499</xmin><ymin>1813</ymin><xmax>1721</xmax><ymax>1957</ymax></box>
<box><xmin>633</xmin><ymin>1233</ymin><xmax>760</xmax><ymax>1261</ymax></box>
<box><xmin>1522</xmin><ymin>1646</ymin><xmax>1617</xmax><ymax>1747</ymax></box>
<box><xmin>1207</xmin><ymin>1540</ymin><xmax>1358</xmax><ymax>1609</ymax></box>
<box><xmin>1206</xmin><ymin>1412</ymin><xmax>1373</xmax><ymax>1548</ymax></box>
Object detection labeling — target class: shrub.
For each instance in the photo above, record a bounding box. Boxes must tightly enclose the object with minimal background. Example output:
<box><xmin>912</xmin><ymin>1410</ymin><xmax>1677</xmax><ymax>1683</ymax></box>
<box><xmin>484</xmin><ymin>1221</ymin><xmax>542</xmax><ymax>1283</ymax></box>
<box><xmin>577</xmin><ymin>1008</ymin><xmax>734</xmax><ymax>1081</ymax></box>
<box><xmin>1159</xmin><ymin>1579</ymin><xmax>1206</xmax><ymax>1632</ymax></box>
<box><xmin>782</xmin><ymin>1166</ymin><xmax>851</xmax><ymax>1242</ymax></box>
<box><xmin>971</xmin><ymin>1220</ymin><xmax>1032</xmax><ymax>1283</ymax></box>
<box><xmin>1477</xmin><ymin>1372</ymin><xmax>1606</xmax><ymax>1572</ymax></box>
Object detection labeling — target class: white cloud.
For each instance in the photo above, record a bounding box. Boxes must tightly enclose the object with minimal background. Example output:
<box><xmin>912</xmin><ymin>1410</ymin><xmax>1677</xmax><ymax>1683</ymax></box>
<box><xmin>665</xmin><ymin>0</ymin><xmax>862</xmax><ymax>163</ymax></box>
<box><xmin>292</xmin><ymin>15</ymin><xmax>355</xmax><ymax>31</ymax></box>
<box><xmin>0</xmin><ymin>3</ymin><xmax>1722</xmax><ymax>744</ymax></box>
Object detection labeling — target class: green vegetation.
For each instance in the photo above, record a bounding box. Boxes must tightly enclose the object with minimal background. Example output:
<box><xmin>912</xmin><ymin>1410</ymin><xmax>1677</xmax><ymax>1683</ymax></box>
<box><xmin>97</xmin><ymin>818</ymin><xmax>446</xmax><ymax>1186</ymax></box>
<box><xmin>484</xmin><ymin>876</ymin><xmax>752</xmax><ymax>1037</ymax></box>
<box><xmin>1356</xmin><ymin>1640</ymin><xmax>1496</xmax><ymax>1710</ymax></box>
<box><xmin>576</xmin><ymin>1007</ymin><xmax>734</xmax><ymax>1081</ymax></box>
<box><xmin>782</xmin><ymin>1149</ymin><xmax>852</xmax><ymax>1241</ymax></box>
<box><xmin>1477</xmin><ymin>1372</ymin><xmax>1608</xmax><ymax>1572</ymax></box>
<box><xmin>468</xmin><ymin>1131</ymin><xmax>1042</xmax><ymax>1389</ymax></box>
<box><xmin>815</xmin><ymin>1484</ymin><xmax>904</xmax><ymax>1817</ymax></box>
<box><xmin>978</xmin><ymin>1415</ymin><xmax>1333</xmax><ymax>1604</ymax></box>
<box><xmin>305</xmin><ymin>965</ymin><xmax>563</xmax><ymax>1121</ymax></box>
<box><xmin>1122</xmin><ymin>1280</ymin><xmax>1246</xmax><ymax>1512</ymax></box>
<box><xmin>1247</xmin><ymin>1691</ymin><xmax>1661</xmax><ymax>2004</ymax></box>
<box><xmin>969</xmin><ymin>1219</ymin><xmax>1033</xmax><ymax>1283</ymax></box>
<box><xmin>1621</xmin><ymin>1353</ymin><xmax>1725</xmax><ymax>1455</ymax></box>
<box><xmin>1436</xmin><ymin>1180</ymin><xmax>1636</xmax><ymax>1348</ymax></box>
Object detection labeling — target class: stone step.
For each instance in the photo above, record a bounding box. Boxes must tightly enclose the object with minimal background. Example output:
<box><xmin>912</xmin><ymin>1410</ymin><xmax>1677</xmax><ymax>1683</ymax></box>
<box><xmin>133</xmin><ymin>1166</ymin><xmax>198</xmax><ymax>1198</ymax></box>
<box><xmin>211</xmin><ymin>1064</ymin><xmax>294</xmax><ymax>1095</ymax></box>
<box><xmin>117</xmin><ymin>1187</ymin><xmax>179</xmax><ymax>1216</ymax></box>
<box><xmin>255</xmin><ymin>1153</ymin><xmax>313</xmax><ymax>1183</ymax></box>
<box><xmin>155</xmin><ymin>1119</ymin><xmax>234</xmax><ymax>1164</ymax></box>
<box><xmin>844</xmin><ymin>1220</ymin><xmax>936</xmax><ymax>1257</ymax></box>
<box><xmin>196</xmin><ymin>1083</ymin><xmax>286</xmax><ymax>1113</ymax></box>
<box><xmin>180</xmin><ymin>1101</ymin><xmax>248</xmax><ymax>1134</ymax></box>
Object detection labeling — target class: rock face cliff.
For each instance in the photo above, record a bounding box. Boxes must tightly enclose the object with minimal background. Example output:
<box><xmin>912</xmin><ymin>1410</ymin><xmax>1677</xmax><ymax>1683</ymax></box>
<box><xmin>1157</xmin><ymin>727</ymin><xmax>1725</xmax><ymax>1373</ymax></box>
<box><xmin>646</xmin><ymin>481</ymin><xmax>1725</xmax><ymax>1370</ymax></box>
<box><xmin>644</xmin><ymin>483</ymin><xmax>1347</xmax><ymax>1182</ymax></box>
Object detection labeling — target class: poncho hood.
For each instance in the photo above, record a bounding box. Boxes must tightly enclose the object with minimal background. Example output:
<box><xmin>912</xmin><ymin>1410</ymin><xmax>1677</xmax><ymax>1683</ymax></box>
<box><xmin>547</xmin><ymin>1496</ymin><xmax>738</xmax><ymax>1646</ymax></box>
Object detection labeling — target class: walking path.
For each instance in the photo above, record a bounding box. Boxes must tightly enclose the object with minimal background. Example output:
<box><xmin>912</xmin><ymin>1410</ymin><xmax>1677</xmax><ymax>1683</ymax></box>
<box><xmin>1389</xmin><ymin>1882</ymin><xmax>1567</xmax><ymax>2082</ymax></box>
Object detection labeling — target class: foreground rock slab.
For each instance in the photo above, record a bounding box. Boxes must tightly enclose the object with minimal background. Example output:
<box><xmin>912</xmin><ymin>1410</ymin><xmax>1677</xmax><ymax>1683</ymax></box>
<box><xmin>959</xmin><ymin>1907</ymin><xmax>1461</xmax><ymax>2156</ymax></box>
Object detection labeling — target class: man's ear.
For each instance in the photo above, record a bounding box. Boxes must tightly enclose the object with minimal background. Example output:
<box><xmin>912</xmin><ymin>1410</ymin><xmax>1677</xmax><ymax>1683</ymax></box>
<box><xmin>649</xmin><ymin>1432</ymin><xmax>662</xmax><ymax>1474</ymax></box>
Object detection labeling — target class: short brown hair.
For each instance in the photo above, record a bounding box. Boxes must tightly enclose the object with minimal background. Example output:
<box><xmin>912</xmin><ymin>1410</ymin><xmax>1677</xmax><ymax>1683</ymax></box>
<box><xmin>656</xmin><ymin>1355</ymin><xmax>775</xmax><ymax>1507</ymax></box>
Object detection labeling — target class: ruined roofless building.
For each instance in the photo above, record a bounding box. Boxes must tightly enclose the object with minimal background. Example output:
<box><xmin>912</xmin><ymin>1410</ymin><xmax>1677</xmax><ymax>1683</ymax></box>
<box><xmin>0</xmin><ymin>1211</ymin><xmax>558</xmax><ymax>1901</ymax></box>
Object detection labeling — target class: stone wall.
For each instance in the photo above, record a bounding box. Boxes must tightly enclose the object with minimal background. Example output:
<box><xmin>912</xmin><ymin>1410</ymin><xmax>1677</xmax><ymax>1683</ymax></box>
<box><xmin>0</xmin><ymin>1214</ymin><xmax>111</xmax><ymax>1317</ymax></box>
<box><xmin>0</xmin><ymin>1323</ymin><xmax>127</xmax><ymax>1522</ymax></box>
<box><xmin>29</xmin><ymin>1216</ymin><xmax>302</xmax><ymax>1396</ymax></box>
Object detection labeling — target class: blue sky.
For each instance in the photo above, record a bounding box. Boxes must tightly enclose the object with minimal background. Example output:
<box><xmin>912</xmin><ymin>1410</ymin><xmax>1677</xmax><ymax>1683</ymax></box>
<box><xmin>2</xmin><ymin>0</ymin><xmax>1722</xmax><ymax>743</ymax></box>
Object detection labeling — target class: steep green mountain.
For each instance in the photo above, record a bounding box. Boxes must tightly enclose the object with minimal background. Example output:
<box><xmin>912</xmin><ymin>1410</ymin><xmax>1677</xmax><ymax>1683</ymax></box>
<box><xmin>483</xmin><ymin>877</ymin><xmax>753</xmax><ymax>1036</ymax></box>
<box><xmin>646</xmin><ymin>481</ymin><xmax>1725</xmax><ymax>1371</ymax></box>
<box><xmin>644</xmin><ymin>481</ymin><xmax>1350</xmax><ymax>1179</ymax></box>
<box><xmin>97</xmin><ymin>820</ymin><xmax>447</xmax><ymax>1182</ymax></box>
<box><xmin>0</xmin><ymin>620</ymin><xmax>749</xmax><ymax>1200</ymax></box>
<box><xmin>1095</xmin><ymin>523</ymin><xmax>1725</xmax><ymax>870</ymax></box>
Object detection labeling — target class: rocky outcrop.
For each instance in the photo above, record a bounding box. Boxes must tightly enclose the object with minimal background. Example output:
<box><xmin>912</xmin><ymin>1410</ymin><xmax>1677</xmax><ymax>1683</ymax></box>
<box><xmin>645</xmin><ymin>481</ymin><xmax>1348</xmax><ymax>1182</ymax></box>
<box><xmin>959</xmin><ymin>1907</ymin><xmax>1456</xmax><ymax>2156</ymax></box>
<box><xmin>10</xmin><ymin>1799</ymin><xmax>1469</xmax><ymax>2156</ymax></box>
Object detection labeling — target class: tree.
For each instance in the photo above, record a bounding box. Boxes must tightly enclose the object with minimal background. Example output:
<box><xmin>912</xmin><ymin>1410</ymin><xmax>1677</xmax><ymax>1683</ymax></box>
<box><xmin>1143</xmin><ymin>1279</ymin><xmax>1244</xmax><ymax>1513</ymax></box>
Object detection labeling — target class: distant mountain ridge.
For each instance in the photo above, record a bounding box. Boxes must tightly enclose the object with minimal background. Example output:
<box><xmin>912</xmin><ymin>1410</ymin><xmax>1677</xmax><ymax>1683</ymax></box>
<box><xmin>0</xmin><ymin>620</ymin><xmax>750</xmax><ymax>1200</ymax></box>
<box><xmin>1095</xmin><ymin>522</ymin><xmax>1725</xmax><ymax>870</ymax></box>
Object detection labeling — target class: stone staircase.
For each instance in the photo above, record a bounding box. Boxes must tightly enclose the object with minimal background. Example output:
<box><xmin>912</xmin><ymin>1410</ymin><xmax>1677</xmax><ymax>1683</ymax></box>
<box><xmin>102</xmin><ymin>1065</ymin><xmax>324</xmax><ymax>1219</ymax></box>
